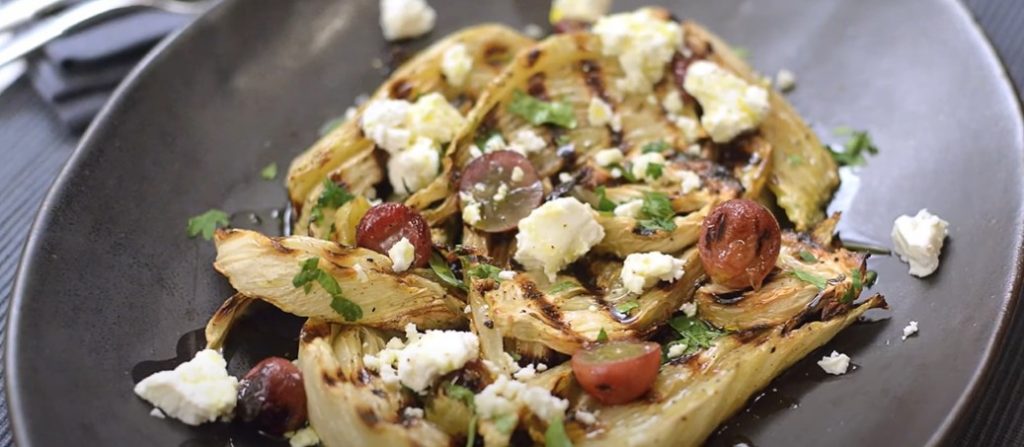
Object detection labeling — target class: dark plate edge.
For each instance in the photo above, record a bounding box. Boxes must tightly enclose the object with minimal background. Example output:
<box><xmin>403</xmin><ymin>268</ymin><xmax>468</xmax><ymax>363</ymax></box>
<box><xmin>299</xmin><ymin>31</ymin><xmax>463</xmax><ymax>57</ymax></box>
<box><xmin>2</xmin><ymin>1</ymin><xmax>235</xmax><ymax>445</ymax></box>
<box><xmin>927</xmin><ymin>1</ymin><xmax>1024</xmax><ymax>444</ymax></box>
<box><xmin>3</xmin><ymin>0</ymin><xmax>1022</xmax><ymax>445</ymax></box>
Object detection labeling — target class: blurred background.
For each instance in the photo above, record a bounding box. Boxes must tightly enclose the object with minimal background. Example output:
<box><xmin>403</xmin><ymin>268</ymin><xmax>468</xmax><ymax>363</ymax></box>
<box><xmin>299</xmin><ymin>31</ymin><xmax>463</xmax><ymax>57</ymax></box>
<box><xmin>0</xmin><ymin>0</ymin><xmax>1021</xmax><ymax>445</ymax></box>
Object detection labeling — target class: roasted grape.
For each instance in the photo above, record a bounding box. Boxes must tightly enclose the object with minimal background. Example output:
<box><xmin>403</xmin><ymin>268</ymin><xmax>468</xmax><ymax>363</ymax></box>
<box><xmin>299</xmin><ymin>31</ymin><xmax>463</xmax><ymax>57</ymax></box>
<box><xmin>698</xmin><ymin>199</ymin><xmax>781</xmax><ymax>290</ymax></box>
<box><xmin>236</xmin><ymin>357</ymin><xmax>307</xmax><ymax>435</ymax></box>
<box><xmin>356</xmin><ymin>203</ymin><xmax>432</xmax><ymax>268</ymax></box>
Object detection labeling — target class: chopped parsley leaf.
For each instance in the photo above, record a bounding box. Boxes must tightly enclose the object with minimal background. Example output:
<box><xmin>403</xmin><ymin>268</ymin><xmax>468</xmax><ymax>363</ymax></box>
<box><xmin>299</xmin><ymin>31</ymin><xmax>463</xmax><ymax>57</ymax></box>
<box><xmin>637</xmin><ymin>192</ymin><xmax>677</xmax><ymax>232</ymax></box>
<box><xmin>827</xmin><ymin>129</ymin><xmax>879</xmax><ymax>167</ymax></box>
<box><xmin>260</xmin><ymin>162</ymin><xmax>278</xmax><ymax>180</ymax></box>
<box><xmin>429</xmin><ymin>252</ymin><xmax>467</xmax><ymax>291</ymax></box>
<box><xmin>186</xmin><ymin>209</ymin><xmax>229</xmax><ymax>240</ymax></box>
<box><xmin>475</xmin><ymin>129</ymin><xmax>500</xmax><ymax>149</ymax></box>
<box><xmin>620</xmin><ymin>164</ymin><xmax>639</xmax><ymax>183</ymax></box>
<box><xmin>310</xmin><ymin>179</ymin><xmax>355</xmax><ymax>224</ymax></box>
<box><xmin>494</xmin><ymin>413</ymin><xmax>518</xmax><ymax>434</ymax></box>
<box><xmin>596</xmin><ymin>328</ymin><xmax>609</xmax><ymax>343</ymax></box>
<box><xmin>841</xmin><ymin>268</ymin><xmax>863</xmax><ymax>304</ymax></box>
<box><xmin>594</xmin><ymin>186</ymin><xmax>616</xmax><ymax>212</ymax></box>
<box><xmin>865</xmin><ymin>270</ymin><xmax>879</xmax><ymax>287</ymax></box>
<box><xmin>645</xmin><ymin>163</ymin><xmax>664</xmax><ymax>180</ymax></box>
<box><xmin>642</xmin><ymin>140</ymin><xmax>670</xmax><ymax>153</ymax></box>
<box><xmin>791</xmin><ymin>269</ymin><xmax>828</xmax><ymax>290</ymax></box>
<box><xmin>548</xmin><ymin>281</ymin><xmax>578</xmax><ymax>294</ymax></box>
<box><xmin>445</xmin><ymin>383</ymin><xmax>476</xmax><ymax>408</ymax></box>
<box><xmin>292</xmin><ymin>257</ymin><xmax>362</xmax><ymax>321</ymax></box>
<box><xmin>668</xmin><ymin>314</ymin><xmax>722</xmax><ymax>356</ymax></box>
<box><xmin>798</xmin><ymin>250</ymin><xmax>818</xmax><ymax>263</ymax></box>
<box><xmin>614</xmin><ymin>300</ymin><xmax>640</xmax><ymax>315</ymax></box>
<box><xmin>507</xmin><ymin>90</ymin><xmax>577</xmax><ymax>128</ymax></box>
<box><xmin>545</xmin><ymin>418</ymin><xmax>574</xmax><ymax>447</ymax></box>
<box><xmin>465</xmin><ymin>262</ymin><xmax>503</xmax><ymax>282</ymax></box>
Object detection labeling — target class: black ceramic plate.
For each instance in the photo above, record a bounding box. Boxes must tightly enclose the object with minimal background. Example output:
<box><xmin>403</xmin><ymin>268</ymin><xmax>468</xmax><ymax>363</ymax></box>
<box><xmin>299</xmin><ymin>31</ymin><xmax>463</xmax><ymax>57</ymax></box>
<box><xmin>7</xmin><ymin>0</ymin><xmax>1024</xmax><ymax>445</ymax></box>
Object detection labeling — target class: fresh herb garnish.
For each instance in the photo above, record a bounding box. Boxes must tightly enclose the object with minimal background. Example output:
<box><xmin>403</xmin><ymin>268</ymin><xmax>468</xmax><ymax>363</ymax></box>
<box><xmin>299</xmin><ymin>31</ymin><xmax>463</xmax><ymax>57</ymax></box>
<box><xmin>466</xmin><ymin>417</ymin><xmax>478</xmax><ymax>447</ymax></box>
<box><xmin>445</xmin><ymin>383</ymin><xmax>478</xmax><ymax>447</ymax></box>
<box><xmin>475</xmin><ymin>129</ymin><xmax>501</xmax><ymax>149</ymax></box>
<box><xmin>292</xmin><ymin>257</ymin><xmax>362</xmax><ymax>321</ymax></box>
<box><xmin>548</xmin><ymin>281</ymin><xmax>578</xmax><ymax>294</ymax></box>
<box><xmin>596</xmin><ymin>327</ymin><xmax>609</xmax><ymax>343</ymax></box>
<box><xmin>429</xmin><ymin>252</ymin><xmax>468</xmax><ymax>291</ymax></box>
<box><xmin>545</xmin><ymin>418</ymin><xmax>574</xmax><ymax>447</ymax></box>
<box><xmin>507</xmin><ymin>90</ymin><xmax>577</xmax><ymax>128</ymax></box>
<box><xmin>310</xmin><ymin>179</ymin><xmax>355</xmax><ymax>224</ymax></box>
<box><xmin>620</xmin><ymin>164</ymin><xmax>638</xmax><ymax>183</ymax></box>
<box><xmin>186</xmin><ymin>209</ymin><xmax>230</xmax><ymax>240</ymax></box>
<box><xmin>798</xmin><ymin>250</ymin><xmax>818</xmax><ymax>263</ymax></box>
<box><xmin>494</xmin><ymin>414</ymin><xmax>518</xmax><ymax>434</ymax></box>
<box><xmin>645</xmin><ymin>163</ymin><xmax>664</xmax><ymax>180</ymax></box>
<box><xmin>260</xmin><ymin>162</ymin><xmax>278</xmax><ymax>180</ymax></box>
<box><xmin>791</xmin><ymin>269</ymin><xmax>828</xmax><ymax>290</ymax></box>
<box><xmin>827</xmin><ymin>128</ymin><xmax>879</xmax><ymax>167</ymax></box>
<box><xmin>642</xmin><ymin>140</ymin><xmax>670</xmax><ymax>154</ymax></box>
<box><xmin>594</xmin><ymin>186</ymin><xmax>616</xmax><ymax>212</ymax></box>
<box><xmin>668</xmin><ymin>314</ymin><xmax>723</xmax><ymax>356</ymax></box>
<box><xmin>637</xmin><ymin>192</ymin><xmax>677</xmax><ymax>232</ymax></box>
<box><xmin>465</xmin><ymin>262</ymin><xmax>504</xmax><ymax>282</ymax></box>
<box><xmin>614</xmin><ymin>300</ymin><xmax>640</xmax><ymax>315</ymax></box>
<box><xmin>841</xmin><ymin>268</ymin><xmax>863</xmax><ymax>304</ymax></box>
<box><xmin>865</xmin><ymin>270</ymin><xmax>879</xmax><ymax>287</ymax></box>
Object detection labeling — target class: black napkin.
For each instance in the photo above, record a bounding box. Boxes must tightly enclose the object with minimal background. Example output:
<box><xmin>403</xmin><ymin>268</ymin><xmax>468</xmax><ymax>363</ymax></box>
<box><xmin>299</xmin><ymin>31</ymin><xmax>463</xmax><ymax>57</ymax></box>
<box><xmin>26</xmin><ymin>9</ymin><xmax>192</xmax><ymax>132</ymax></box>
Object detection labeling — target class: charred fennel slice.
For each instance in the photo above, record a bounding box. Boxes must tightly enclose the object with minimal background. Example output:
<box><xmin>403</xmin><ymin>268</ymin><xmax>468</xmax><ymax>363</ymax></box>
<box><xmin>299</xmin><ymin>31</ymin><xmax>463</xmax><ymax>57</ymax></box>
<box><xmin>192</xmin><ymin>7</ymin><xmax>875</xmax><ymax>447</ymax></box>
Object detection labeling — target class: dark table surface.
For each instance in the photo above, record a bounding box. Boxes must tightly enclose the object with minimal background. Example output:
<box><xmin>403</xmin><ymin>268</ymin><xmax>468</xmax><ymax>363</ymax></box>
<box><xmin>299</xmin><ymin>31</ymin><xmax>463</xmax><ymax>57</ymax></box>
<box><xmin>0</xmin><ymin>1</ymin><xmax>1021</xmax><ymax>446</ymax></box>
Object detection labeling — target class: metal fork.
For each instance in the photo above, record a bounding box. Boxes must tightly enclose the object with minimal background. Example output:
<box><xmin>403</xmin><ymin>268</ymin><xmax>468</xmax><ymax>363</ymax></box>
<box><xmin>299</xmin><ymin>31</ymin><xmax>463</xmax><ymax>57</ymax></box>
<box><xmin>0</xmin><ymin>0</ymin><xmax>215</xmax><ymax>68</ymax></box>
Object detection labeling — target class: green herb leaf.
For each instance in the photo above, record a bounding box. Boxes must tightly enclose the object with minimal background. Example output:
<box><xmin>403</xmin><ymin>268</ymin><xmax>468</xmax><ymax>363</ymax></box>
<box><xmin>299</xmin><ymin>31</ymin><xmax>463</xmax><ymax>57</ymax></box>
<box><xmin>291</xmin><ymin>257</ymin><xmax>362</xmax><ymax>321</ymax></box>
<box><xmin>798</xmin><ymin>250</ymin><xmax>818</xmax><ymax>263</ymax></box>
<box><xmin>547</xmin><ymin>281</ymin><xmax>578</xmax><ymax>294</ymax></box>
<box><xmin>507</xmin><ymin>90</ymin><xmax>577</xmax><ymax>128</ymax></box>
<box><xmin>330</xmin><ymin>295</ymin><xmax>363</xmax><ymax>321</ymax></box>
<box><xmin>841</xmin><ymin>268</ymin><xmax>863</xmax><ymax>304</ymax></box>
<box><xmin>668</xmin><ymin>314</ymin><xmax>723</xmax><ymax>356</ymax></box>
<box><xmin>642</xmin><ymin>140</ymin><xmax>670</xmax><ymax>153</ymax></box>
<box><xmin>293</xmin><ymin>257</ymin><xmax>322</xmax><ymax>291</ymax></box>
<box><xmin>791</xmin><ymin>269</ymin><xmax>828</xmax><ymax>290</ymax></box>
<box><xmin>865</xmin><ymin>270</ymin><xmax>879</xmax><ymax>287</ymax></box>
<box><xmin>445</xmin><ymin>383</ymin><xmax>476</xmax><ymax>408</ymax></box>
<box><xmin>645</xmin><ymin>163</ymin><xmax>664</xmax><ymax>180</ymax></box>
<box><xmin>430</xmin><ymin>252</ymin><xmax>467</xmax><ymax>291</ymax></box>
<box><xmin>827</xmin><ymin>129</ymin><xmax>879</xmax><ymax>167</ymax></box>
<box><xmin>186</xmin><ymin>209</ymin><xmax>230</xmax><ymax>240</ymax></box>
<box><xmin>310</xmin><ymin>179</ymin><xmax>355</xmax><ymax>224</ymax></box>
<box><xmin>637</xmin><ymin>192</ymin><xmax>677</xmax><ymax>232</ymax></box>
<box><xmin>620</xmin><ymin>164</ymin><xmax>638</xmax><ymax>183</ymax></box>
<box><xmin>260</xmin><ymin>162</ymin><xmax>278</xmax><ymax>180</ymax></box>
<box><xmin>466</xmin><ymin>263</ymin><xmax>503</xmax><ymax>282</ymax></box>
<box><xmin>596</xmin><ymin>328</ymin><xmax>609</xmax><ymax>343</ymax></box>
<box><xmin>614</xmin><ymin>300</ymin><xmax>640</xmax><ymax>315</ymax></box>
<box><xmin>594</xmin><ymin>186</ymin><xmax>616</xmax><ymax>212</ymax></box>
<box><xmin>545</xmin><ymin>418</ymin><xmax>574</xmax><ymax>447</ymax></box>
<box><xmin>494</xmin><ymin>413</ymin><xmax>518</xmax><ymax>434</ymax></box>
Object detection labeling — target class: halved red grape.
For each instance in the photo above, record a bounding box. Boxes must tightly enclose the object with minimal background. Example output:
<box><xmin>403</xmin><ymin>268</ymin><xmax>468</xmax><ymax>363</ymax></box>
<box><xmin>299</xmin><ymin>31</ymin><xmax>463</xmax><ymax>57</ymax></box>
<box><xmin>571</xmin><ymin>341</ymin><xmax>661</xmax><ymax>405</ymax></box>
<box><xmin>458</xmin><ymin>150</ymin><xmax>543</xmax><ymax>232</ymax></box>
<box><xmin>236</xmin><ymin>357</ymin><xmax>307</xmax><ymax>435</ymax></box>
<box><xmin>356</xmin><ymin>203</ymin><xmax>432</xmax><ymax>268</ymax></box>
<box><xmin>698</xmin><ymin>199</ymin><xmax>781</xmax><ymax>290</ymax></box>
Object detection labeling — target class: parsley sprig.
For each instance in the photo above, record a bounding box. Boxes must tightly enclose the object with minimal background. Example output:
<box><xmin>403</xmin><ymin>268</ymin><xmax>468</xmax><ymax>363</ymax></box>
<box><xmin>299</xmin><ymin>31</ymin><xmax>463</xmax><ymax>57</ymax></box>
<box><xmin>642</xmin><ymin>140</ymin><xmax>670</xmax><ymax>154</ymax></box>
<box><xmin>293</xmin><ymin>257</ymin><xmax>362</xmax><ymax>321</ymax></box>
<box><xmin>827</xmin><ymin>128</ymin><xmax>879</xmax><ymax>167</ymax></box>
<box><xmin>507</xmin><ymin>90</ymin><xmax>577</xmax><ymax>128</ymax></box>
<box><xmin>186</xmin><ymin>209</ymin><xmax>229</xmax><ymax>240</ymax></box>
<box><xmin>310</xmin><ymin>179</ymin><xmax>355</xmax><ymax>224</ymax></box>
<box><xmin>545</xmin><ymin>418</ymin><xmax>574</xmax><ymax>447</ymax></box>
<box><xmin>594</xmin><ymin>186</ymin><xmax>616</xmax><ymax>213</ymax></box>
<box><xmin>791</xmin><ymin>269</ymin><xmax>828</xmax><ymax>290</ymax></box>
<box><xmin>637</xmin><ymin>192</ymin><xmax>677</xmax><ymax>232</ymax></box>
<box><xmin>614</xmin><ymin>299</ymin><xmax>640</xmax><ymax>315</ymax></box>
<box><xmin>429</xmin><ymin>252</ymin><xmax>468</xmax><ymax>291</ymax></box>
<box><xmin>445</xmin><ymin>383</ymin><xmax>479</xmax><ymax>447</ymax></box>
<box><xmin>667</xmin><ymin>314</ymin><xmax>723</xmax><ymax>357</ymax></box>
<box><xmin>260</xmin><ymin>162</ymin><xmax>278</xmax><ymax>180</ymax></box>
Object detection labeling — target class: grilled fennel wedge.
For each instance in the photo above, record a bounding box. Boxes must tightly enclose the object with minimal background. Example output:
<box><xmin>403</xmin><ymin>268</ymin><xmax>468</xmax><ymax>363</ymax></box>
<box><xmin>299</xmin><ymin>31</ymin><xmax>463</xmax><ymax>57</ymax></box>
<box><xmin>288</xmin><ymin>25</ymin><xmax>535</xmax><ymax>235</ymax></box>
<box><xmin>213</xmin><ymin>229</ymin><xmax>465</xmax><ymax>329</ymax></box>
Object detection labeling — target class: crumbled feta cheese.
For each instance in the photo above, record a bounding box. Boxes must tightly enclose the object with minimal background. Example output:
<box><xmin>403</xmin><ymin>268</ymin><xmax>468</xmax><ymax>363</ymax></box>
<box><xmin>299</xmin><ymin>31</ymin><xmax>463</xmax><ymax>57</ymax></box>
<box><xmin>462</xmin><ymin>200</ymin><xmax>482</xmax><ymax>225</ymax></box>
<box><xmin>388</xmin><ymin>237</ymin><xmax>416</xmax><ymax>273</ymax></box>
<box><xmin>902</xmin><ymin>321</ymin><xmax>919</xmax><ymax>341</ymax></box>
<box><xmin>133</xmin><ymin>350</ymin><xmax>239</xmax><ymax>426</ymax></box>
<box><xmin>483</xmin><ymin>134</ymin><xmax>507</xmax><ymax>153</ymax></box>
<box><xmin>817</xmin><ymin>351</ymin><xmax>851</xmax><ymax>375</ymax></box>
<box><xmin>684</xmin><ymin>143</ymin><xmax>702</xmax><ymax>156</ymax></box>
<box><xmin>678</xmin><ymin>169</ymin><xmax>702</xmax><ymax>194</ymax></box>
<box><xmin>353</xmin><ymin>264</ymin><xmax>370</xmax><ymax>283</ymax></box>
<box><xmin>610</xmin><ymin>167</ymin><xmax>623</xmax><ymax>178</ymax></box>
<box><xmin>387</xmin><ymin>137</ymin><xmax>440</xmax><ymax>195</ymax></box>
<box><xmin>511</xmin><ymin>166</ymin><xmax>525</xmax><ymax>182</ymax></box>
<box><xmin>364</xmin><ymin>324</ymin><xmax>480</xmax><ymax>392</ymax></box>
<box><xmin>441</xmin><ymin>44</ymin><xmax>473</xmax><ymax>87</ymax></box>
<box><xmin>361</xmin><ymin>99</ymin><xmax>413</xmax><ymax>153</ymax></box>
<box><xmin>507</xmin><ymin>128</ymin><xmax>548</xmax><ymax>154</ymax></box>
<box><xmin>683</xmin><ymin>60</ymin><xmax>770</xmax><ymax>143</ymax></box>
<box><xmin>621</xmin><ymin>252</ymin><xmax>685</xmax><ymax>294</ymax></box>
<box><xmin>149</xmin><ymin>408</ymin><xmax>165</xmax><ymax>419</ymax></box>
<box><xmin>379</xmin><ymin>0</ymin><xmax>436</xmax><ymax>41</ymax></box>
<box><xmin>523</xmin><ymin>23</ymin><xmax>545</xmax><ymax>39</ymax></box>
<box><xmin>536</xmin><ymin>363</ymin><xmax>548</xmax><ymax>372</ymax></box>
<box><xmin>587</xmin><ymin>97</ymin><xmax>620</xmax><ymax>131</ymax></box>
<box><xmin>629</xmin><ymin>152</ymin><xmax>666</xmax><ymax>182</ymax></box>
<box><xmin>575</xmin><ymin>409</ymin><xmax>598</xmax><ymax>425</ymax></box>
<box><xmin>774</xmin><ymin>68</ymin><xmax>796</xmax><ymax>92</ymax></box>
<box><xmin>363</xmin><ymin>93</ymin><xmax>466</xmax><ymax>155</ymax></box>
<box><xmin>464</xmin><ymin>305</ymin><xmax>472</xmax><ymax>314</ymax></box>
<box><xmin>286</xmin><ymin>426</ymin><xmax>321</xmax><ymax>447</ymax></box>
<box><xmin>680</xmin><ymin>301</ymin><xmax>697</xmax><ymax>317</ymax></box>
<box><xmin>475</xmin><ymin>375</ymin><xmax>568</xmax><ymax>422</ymax></box>
<box><xmin>513</xmin><ymin>364</ymin><xmax>537</xmax><ymax>380</ymax></box>
<box><xmin>891</xmin><ymin>209</ymin><xmax>949</xmax><ymax>277</ymax></box>
<box><xmin>515</xmin><ymin>197</ymin><xmax>606</xmax><ymax>281</ymax></box>
<box><xmin>493</xmin><ymin>183</ymin><xmax>510</xmax><ymax>202</ymax></box>
<box><xmin>498</xmin><ymin>270</ymin><xmax>517</xmax><ymax>281</ymax></box>
<box><xmin>403</xmin><ymin>407</ymin><xmax>425</xmax><ymax>419</ymax></box>
<box><xmin>674</xmin><ymin>115</ymin><xmax>702</xmax><ymax>143</ymax></box>
<box><xmin>587</xmin><ymin>304</ymin><xmax>598</xmax><ymax>312</ymax></box>
<box><xmin>558</xmin><ymin>172</ymin><xmax>574</xmax><ymax>183</ymax></box>
<box><xmin>613</xmin><ymin>199</ymin><xmax>643</xmax><ymax>218</ymax></box>
<box><xmin>593</xmin><ymin>9</ymin><xmax>684</xmax><ymax>93</ymax></box>
<box><xmin>594</xmin><ymin>148</ymin><xmax>624</xmax><ymax>167</ymax></box>
<box><xmin>662</xmin><ymin>92</ymin><xmax>683</xmax><ymax>114</ymax></box>
<box><xmin>407</xmin><ymin>93</ymin><xmax>467</xmax><ymax>143</ymax></box>
<box><xmin>666</xmin><ymin>343</ymin><xmax>688</xmax><ymax>359</ymax></box>
<box><xmin>550</xmin><ymin>0</ymin><xmax>612</xmax><ymax>23</ymax></box>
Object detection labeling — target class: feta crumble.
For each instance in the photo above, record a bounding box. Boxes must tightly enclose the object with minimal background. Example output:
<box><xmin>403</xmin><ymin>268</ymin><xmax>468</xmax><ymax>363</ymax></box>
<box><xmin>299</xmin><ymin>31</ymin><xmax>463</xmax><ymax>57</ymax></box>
<box><xmin>523</xmin><ymin>23</ymin><xmax>545</xmax><ymax>39</ymax></box>
<box><xmin>550</xmin><ymin>0</ymin><xmax>612</xmax><ymax>23</ymax></box>
<box><xmin>575</xmin><ymin>409</ymin><xmax>598</xmax><ymax>425</ymax></box>
<box><xmin>507</xmin><ymin>128</ymin><xmax>548</xmax><ymax>154</ymax></box>
<box><xmin>363</xmin><ymin>324</ymin><xmax>480</xmax><ymax>392</ymax></box>
<box><xmin>621</xmin><ymin>252</ymin><xmax>685</xmax><ymax>294</ymax></box>
<box><xmin>379</xmin><ymin>0</ymin><xmax>436</xmax><ymax>41</ymax></box>
<box><xmin>515</xmin><ymin>197</ymin><xmax>606</xmax><ymax>281</ymax></box>
<box><xmin>462</xmin><ymin>199</ymin><xmax>482</xmax><ymax>225</ymax></box>
<box><xmin>775</xmin><ymin>68</ymin><xmax>796</xmax><ymax>92</ymax></box>
<box><xmin>678</xmin><ymin>169</ymin><xmax>702</xmax><ymax>195</ymax></box>
<box><xmin>817</xmin><ymin>351</ymin><xmax>851</xmax><ymax>375</ymax></box>
<box><xmin>403</xmin><ymin>407</ymin><xmax>425</xmax><ymax>419</ymax></box>
<box><xmin>594</xmin><ymin>148</ymin><xmax>624</xmax><ymax>167</ymax></box>
<box><xmin>593</xmin><ymin>9</ymin><xmax>684</xmax><ymax>93</ymax></box>
<box><xmin>475</xmin><ymin>375</ymin><xmax>568</xmax><ymax>422</ymax></box>
<box><xmin>511</xmin><ymin>166</ymin><xmax>525</xmax><ymax>182</ymax></box>
<box><xmin>683</xmin><ymin>60</ymin><xmax>770</xmax><ymax>143</ymax></box>
<box><xmin>902</xmin><ymin>321</ymin><xmax>919</xmax><ymax>341</ymax></box>
<box><xmin>441</xmin><ymin>44</ymin><xmax>473</xmax><ymax>87</ymax></box>
<box><xmin>407</xmin><ymin>93</ymin><xmax>467</xmax><ymax>143</ymax></box>
<box><xmin>286</xmin><ymin>426</ymin><xmax>321</xmax><ymax>447</ymax></box>
<box><xmin>133</xmin><ymin>349</ymin><xmax>239</xmax><ymax>426</ymax></box>
<box><xmin>387</xmin><ymin>136</ymin><xmax>440</xmax><ymax>195</ymax></box>
<box><xmin>613</xmin><ymin>199</ymin><xmax>643</xmax><ymax>218</ymax></box>
<box><xmin>149</xmin><ymin>408</ymin><xmax>165</xmax><ymax>419</ymax></box>
<box><xmin>513</xmin><ymin>364</ymin><xmax>537</xmax><ymax>380</ymax></box>
<box><xmin>666</xmin><ymin>343</ymin><xmax>688</xmax><ymax>359</ymax></box>
<box><xmin>891</xmin><ymin>209</ymin><xmax>949</xmax><ymax>277</ymax></box>
<box><xmin>388</xmin><ymin>237</ymin><xmax>416</xmax><ymax>273</ymax></box>
<box><xmin>662</xmin><ymin>92</ymin><xmax>683</xmax><ymax>114</ymax></box>
<box><xmin>679</xmin><ymin>301</ymin><xmax>697</xmax><ymax>317</ymax></box>
<box><xmin>587</xmin><ymin>97</ymin><xmax>621</xmax><ymax>131</ymax></box>
<box><xmin>498</xmin><ymin>270</ymin><xmax>517</xmax><ymax>281</ymax></box>
<box><xmin>629</xmin><ymin>152</ymin><xmax>666</xmax><ymax>182</ymax></box>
